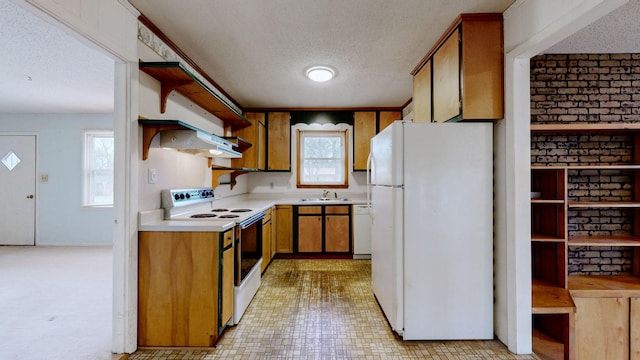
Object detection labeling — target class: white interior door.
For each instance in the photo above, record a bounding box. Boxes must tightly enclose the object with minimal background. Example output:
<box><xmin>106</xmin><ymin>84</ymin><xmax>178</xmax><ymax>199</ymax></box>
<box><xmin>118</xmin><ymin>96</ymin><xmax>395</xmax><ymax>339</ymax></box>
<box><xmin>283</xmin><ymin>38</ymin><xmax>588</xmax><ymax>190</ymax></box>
<box><xmin>0</xmin><ymin>135</ymin><xmax>36</xmax><ymax>245</ymax></box>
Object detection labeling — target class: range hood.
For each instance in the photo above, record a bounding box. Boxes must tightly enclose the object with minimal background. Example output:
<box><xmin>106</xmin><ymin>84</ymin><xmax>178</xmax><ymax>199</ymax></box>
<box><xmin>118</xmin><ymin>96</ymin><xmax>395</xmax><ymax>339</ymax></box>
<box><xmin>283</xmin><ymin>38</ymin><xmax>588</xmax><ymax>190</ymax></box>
<box><xmin>160</xmin><ymin>129</ymin><xmax>241</xmax><ymax>158</ymax></box>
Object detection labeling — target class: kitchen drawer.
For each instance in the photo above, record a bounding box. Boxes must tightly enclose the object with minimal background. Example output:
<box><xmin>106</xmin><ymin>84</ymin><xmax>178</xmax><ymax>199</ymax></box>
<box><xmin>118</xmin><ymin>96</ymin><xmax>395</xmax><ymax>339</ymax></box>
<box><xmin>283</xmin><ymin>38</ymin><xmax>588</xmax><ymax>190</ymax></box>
<box><xmin>223</xmin><ymin>229</ymin><xmax>233</xmax><ymax>248</ymax></box>
<box><xmin>298</xmin><ymin>206</ymin><xmax>322</xmax><ymax>214</ymax></box>
<box><xmin>326</xmin><ymin>205</ymin><xmax>350</xmax><ymax>214</ymax></box>
<box><xmin>263</xmin><ymin>207</ymin><xmax>273</xmax><ymax>223</ymax></box>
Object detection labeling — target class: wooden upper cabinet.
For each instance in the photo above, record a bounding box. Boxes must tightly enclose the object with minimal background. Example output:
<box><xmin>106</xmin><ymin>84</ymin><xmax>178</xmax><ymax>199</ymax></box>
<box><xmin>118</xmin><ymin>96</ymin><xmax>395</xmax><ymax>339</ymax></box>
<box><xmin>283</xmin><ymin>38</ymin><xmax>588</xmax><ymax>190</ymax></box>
<box><xmin>379</xmin><ymin>111</ymin><xmax>401</xmax><ymax>131</ymax></box>
<box><xmin>267</xmin><ymin>112</ymin><xmax>291</xmax><ymax>171</ymax></box>
<box><xmin>231</xmin><ymin>112</ymin><xmax>265</xmax><ymax>170</ymax></box>
<box><xmin>433</xmin><ymin>30</ymin><xmax>461</xmax><ymax>123</ymax></box>
<box><xmin>461</xmin><ymin>15</ymin><xmax>504</xmax><ymax>120</ymax></box>
<box><xmin>353</xmin><ymin>112</ymin><xmax>377</xmax><ymax>171</ymax></box>
<box><xmin>412</xmin><ymin>60</ymin><xmax>432</xmax><ymax>123</ymax></box>
<box><xmin>258</xmin><ymin>116</ymin><xmax>266</xmax><ymax>170</ymax></box>
<box><xmin>412</xmin><ymin>14</ymin><xmax>504</xmax><ymax>123</ymax></box>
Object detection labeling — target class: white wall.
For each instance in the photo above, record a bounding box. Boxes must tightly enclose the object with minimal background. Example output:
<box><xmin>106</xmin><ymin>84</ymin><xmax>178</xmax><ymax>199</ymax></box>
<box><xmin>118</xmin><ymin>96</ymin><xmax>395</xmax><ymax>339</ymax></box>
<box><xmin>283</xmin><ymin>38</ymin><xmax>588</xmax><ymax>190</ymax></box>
<box><xmin>0</xmin><ymin>113</ymin><xmax>114</xmax><ymax>245</ymax></box>
<box><xmin>136</xmin><ymin>70</ymin><xmax>240</xmax><ymax>211</ymax></box>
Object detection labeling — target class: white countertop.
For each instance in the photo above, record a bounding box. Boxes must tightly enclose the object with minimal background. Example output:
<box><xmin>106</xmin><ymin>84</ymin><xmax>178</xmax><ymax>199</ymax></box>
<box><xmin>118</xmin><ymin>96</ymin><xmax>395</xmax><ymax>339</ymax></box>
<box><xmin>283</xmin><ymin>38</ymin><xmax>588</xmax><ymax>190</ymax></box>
<box><xmin>138</xmin><ymin>194</ymin><xmax>367</xmax><ymax>231</ymax></box>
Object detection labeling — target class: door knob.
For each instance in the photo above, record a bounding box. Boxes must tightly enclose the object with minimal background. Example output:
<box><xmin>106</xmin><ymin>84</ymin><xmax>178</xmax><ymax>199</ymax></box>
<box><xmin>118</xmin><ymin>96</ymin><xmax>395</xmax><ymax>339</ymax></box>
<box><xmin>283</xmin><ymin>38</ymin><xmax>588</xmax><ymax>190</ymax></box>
<box><xmin>26</xmin><ymin>194</ymin><xmax>34</xmax><ymax>199</ymax></box>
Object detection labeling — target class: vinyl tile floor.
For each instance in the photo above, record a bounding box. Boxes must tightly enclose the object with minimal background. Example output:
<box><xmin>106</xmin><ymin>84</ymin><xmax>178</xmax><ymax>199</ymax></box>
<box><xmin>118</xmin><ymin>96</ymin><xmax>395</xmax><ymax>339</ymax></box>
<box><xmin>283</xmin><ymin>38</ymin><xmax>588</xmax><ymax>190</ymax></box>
<box><xmin>126</xmin><ymin>259</ymin><xmax>536</xmax><ymax>360</ymax></box>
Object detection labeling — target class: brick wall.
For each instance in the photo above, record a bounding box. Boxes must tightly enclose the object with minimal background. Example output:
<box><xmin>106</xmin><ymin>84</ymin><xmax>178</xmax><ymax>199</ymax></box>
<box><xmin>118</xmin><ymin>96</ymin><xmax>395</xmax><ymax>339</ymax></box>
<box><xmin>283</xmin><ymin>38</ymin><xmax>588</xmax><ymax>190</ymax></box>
<box><xmin>531</xmin><ymin>53</ymin><xmax>640</xmax><ymax>275</ymax></box>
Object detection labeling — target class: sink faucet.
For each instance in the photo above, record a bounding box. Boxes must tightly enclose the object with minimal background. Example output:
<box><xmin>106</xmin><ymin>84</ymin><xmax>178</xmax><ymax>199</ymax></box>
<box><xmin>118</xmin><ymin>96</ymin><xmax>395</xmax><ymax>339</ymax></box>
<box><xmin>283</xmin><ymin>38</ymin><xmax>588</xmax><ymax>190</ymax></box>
<box><xmin>322</xmin><ymin>190</ymin><xmax>330</xmax><ymax>198</ymax></box>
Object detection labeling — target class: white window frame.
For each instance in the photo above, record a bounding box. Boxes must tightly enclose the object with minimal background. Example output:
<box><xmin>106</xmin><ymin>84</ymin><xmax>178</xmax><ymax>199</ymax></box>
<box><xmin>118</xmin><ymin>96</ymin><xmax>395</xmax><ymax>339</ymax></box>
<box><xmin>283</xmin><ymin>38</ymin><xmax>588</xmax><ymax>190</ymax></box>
<box><xmin>83</xmin><ymin>129</ymin><xmax>114</xmax><ymax>207</ymax></box>
<box><xmin>296</xmin><ymin>129</ymin><xmax>348</xmax><ymax>188</ymax></box>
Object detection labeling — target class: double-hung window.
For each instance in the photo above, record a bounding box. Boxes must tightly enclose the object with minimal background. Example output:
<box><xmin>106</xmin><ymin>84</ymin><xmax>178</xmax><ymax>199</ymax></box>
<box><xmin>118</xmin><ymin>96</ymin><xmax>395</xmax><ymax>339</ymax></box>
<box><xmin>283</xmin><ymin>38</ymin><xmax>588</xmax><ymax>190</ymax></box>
<box><xmin>83</xmin><ymin>130</ymin><xmax>114</xmax><ymax>206</ymax></box>
<box><xmin>297</xmin><ymin>130</ymin><xmax>348</xmax><ymax>188</ymax></box>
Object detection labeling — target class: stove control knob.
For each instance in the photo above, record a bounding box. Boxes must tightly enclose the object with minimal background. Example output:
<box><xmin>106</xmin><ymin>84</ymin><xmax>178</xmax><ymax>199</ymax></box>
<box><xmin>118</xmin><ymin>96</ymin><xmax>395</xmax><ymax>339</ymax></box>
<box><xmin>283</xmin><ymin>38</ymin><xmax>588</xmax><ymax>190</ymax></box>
<box><xmin>174</xmin><ymin>194</ymin><xmax>180</xmax><ymax>201</ymax></box>
<box><xmin>179</xmin><ymin>193</ymin><xmax>185</xmax><ymax>200</ymax></box>
<box><xmin>186</xmin><ymin>193</ymin><xmax>191</xmax><ymax>199</ymax></box>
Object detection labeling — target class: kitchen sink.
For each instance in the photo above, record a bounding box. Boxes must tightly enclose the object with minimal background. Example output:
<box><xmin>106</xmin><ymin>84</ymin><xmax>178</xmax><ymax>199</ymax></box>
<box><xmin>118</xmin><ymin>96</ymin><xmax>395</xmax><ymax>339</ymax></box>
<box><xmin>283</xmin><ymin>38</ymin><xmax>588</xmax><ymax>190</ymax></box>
<box><xmin>300</xmin><ymin>197</ymin><xmax>350</xmax><ymax>202</ymax></box>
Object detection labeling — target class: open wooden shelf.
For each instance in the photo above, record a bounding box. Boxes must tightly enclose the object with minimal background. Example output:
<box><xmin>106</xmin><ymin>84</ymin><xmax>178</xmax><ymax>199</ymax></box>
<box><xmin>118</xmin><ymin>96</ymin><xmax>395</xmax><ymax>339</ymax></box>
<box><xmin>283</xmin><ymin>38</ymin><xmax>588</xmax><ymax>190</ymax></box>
<box><xmin>211</xmin><ymin>165</ymin><xmax>259</xmax><ymax>190</ymax></box>
<box><xmin>569</xmin><ymin>235</ymin><xmax>640</xmax><ymax>247</ymax></box>
<box><xmin>532</xmin><ymin>123</ymin><xmax>640</xmax><ymax>133</ymax></box>
<box><xmin>532</xmin><ymin>280</ymin><xmax>576</xmax><ymax>314</ymax></box>
<box><xmin>533</xmin><ymin>164</ymin><xmax>640</xmax><ymax>170</ymax></box>
<box><xmin>533</xmin><ymin>328</ymin><xmax>567</xmax><ymax>360</ymax></box>
<box><xmin>532</xmin><ymin>281</ymin><xmax>576</xmax><ymax>360</ymax></box>
<box><xmin>139</xmin><ymin>62</ymin><xmax>250</xmax><ymax>130</ymax></box>
<box><xmin>531</xmin><ymin>199</ymin><xmax>565</xmax><ymax>204</ymax></box>
<box><xmin>568</xmin><ymin>201</ymin><xmax>640</xmax><ymax>208</ymax></box>
<box><xmin>223</xmin><ymin>136</ymin><xmax>252</xmax><ymax>153</ymax></box>
<box><xmin>531</xmin><ymin>122</ymin><xmax>640</xmax><ymax>359</ymax></box>
<box><xmin>532</xmin><ymin>234</ymin><xmax>566</xmax><ymax>243</ymax></box>
<box><xmin>568</xmin><ymin>275</ymin><xmax>640</xmax><ymax>297</ymax></box>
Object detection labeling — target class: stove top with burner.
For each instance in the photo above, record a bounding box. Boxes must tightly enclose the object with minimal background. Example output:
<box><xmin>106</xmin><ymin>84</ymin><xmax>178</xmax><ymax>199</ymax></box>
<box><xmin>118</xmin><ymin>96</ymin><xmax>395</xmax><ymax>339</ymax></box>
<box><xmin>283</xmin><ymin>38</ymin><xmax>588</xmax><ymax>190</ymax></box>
<box><xmin>161</xmin><ymin>188</ymin><xmax>264</xmax><ymax>226</ymax></box>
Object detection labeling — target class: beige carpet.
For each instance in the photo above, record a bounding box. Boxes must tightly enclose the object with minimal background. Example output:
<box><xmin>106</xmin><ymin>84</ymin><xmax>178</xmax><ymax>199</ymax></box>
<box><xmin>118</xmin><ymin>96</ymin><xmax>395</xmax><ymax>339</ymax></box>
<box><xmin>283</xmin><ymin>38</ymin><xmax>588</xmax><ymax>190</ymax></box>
<box><xmin>0</xmin><ymin>246</ymin><xmax>118</xmax><ymax>360</ymax></box>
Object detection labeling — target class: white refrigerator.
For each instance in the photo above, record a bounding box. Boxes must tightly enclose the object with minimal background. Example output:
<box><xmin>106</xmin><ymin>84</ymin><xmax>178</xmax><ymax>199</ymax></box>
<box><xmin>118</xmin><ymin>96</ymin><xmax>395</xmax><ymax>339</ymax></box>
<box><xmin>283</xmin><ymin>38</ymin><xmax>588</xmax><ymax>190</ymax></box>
<box><xmin>368</xmin><ymin>121</ymin><xmax>493</xmax><ymax>340</ymax></box>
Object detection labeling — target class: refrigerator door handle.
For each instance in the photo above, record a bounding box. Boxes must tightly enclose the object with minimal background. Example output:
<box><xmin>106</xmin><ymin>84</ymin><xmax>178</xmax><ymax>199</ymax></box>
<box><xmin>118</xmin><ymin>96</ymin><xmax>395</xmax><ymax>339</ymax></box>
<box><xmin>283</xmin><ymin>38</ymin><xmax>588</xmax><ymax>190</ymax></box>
<box><xmin>367</xmin><ymin>152</ymin><xmax>374</xmax><ymax>222</ymax></box>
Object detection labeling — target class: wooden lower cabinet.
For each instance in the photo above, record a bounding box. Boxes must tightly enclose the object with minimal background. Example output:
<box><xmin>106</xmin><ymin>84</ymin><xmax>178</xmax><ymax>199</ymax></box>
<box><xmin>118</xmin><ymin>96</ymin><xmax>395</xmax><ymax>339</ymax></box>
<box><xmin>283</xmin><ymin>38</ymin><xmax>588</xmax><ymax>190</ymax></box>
<box><xmin>276</xmin><ymin>205</ymin><xmax>293</xmax><ymax>253</ymax></box>
<box><xmin>138</xmin><ymin>230</ymin><xmax>232</xmax><ymax>347</ymax></box>
<box><xmin>270</xmin><ymin>206</ymin><xmax>277</xmax><ymax>258</ymax></box>
<box><xmin>573</xmin><ymin>295</ymin><xmax>635</xmax><ymax>360</ymax></box>
<box><xmin>325</xmin><ymin>207</ymin><xmax>351</xmax><ymax>252</ymax></box>
<box><xmin>294</xmin><ymin>205</ymin><xmax>351</xmax><ymax>254</ymax></box>
<box><xmin>298</xmin><ymin>213</ymin><xmax>323</xmax><ymax>252</ymax></box>
<box><xmin>261</xmin><ymin>207</ymin><xmax>273</xmax><ymax>273</ymax></box>
<box><xmin>220</xmin><ymin>230</ymin><xmax>234</xmax><ymax>329</ymax></box>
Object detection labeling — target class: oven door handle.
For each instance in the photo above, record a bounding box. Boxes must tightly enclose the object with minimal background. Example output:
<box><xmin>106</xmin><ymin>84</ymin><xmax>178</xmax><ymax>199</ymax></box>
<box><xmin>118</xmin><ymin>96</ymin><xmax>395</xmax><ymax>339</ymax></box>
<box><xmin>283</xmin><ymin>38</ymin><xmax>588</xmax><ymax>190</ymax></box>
<box><xmin>239</xmin><ymin>212</ymin><xmax>265</xmax><ymax>229</ymax></box>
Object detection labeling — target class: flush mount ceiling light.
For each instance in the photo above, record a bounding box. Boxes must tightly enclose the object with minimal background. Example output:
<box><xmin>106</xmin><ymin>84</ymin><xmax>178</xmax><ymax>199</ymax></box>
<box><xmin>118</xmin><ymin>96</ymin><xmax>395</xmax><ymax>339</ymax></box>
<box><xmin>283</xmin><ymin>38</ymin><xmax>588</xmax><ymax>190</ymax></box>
<box><xmin>306</xmin><ymin>66</ymin><xmax>335</xmax><ymax>82</ymax></box>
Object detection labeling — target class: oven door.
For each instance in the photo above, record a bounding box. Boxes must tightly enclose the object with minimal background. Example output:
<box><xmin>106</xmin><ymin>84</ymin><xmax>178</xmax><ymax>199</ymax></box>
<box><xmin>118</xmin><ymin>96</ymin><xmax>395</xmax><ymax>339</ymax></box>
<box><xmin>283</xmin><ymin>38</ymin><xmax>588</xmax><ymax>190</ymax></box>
<box><xmin>235</xmin><ymin>213</ymin><xmax>264</xmax><ymax>286</ymax></box>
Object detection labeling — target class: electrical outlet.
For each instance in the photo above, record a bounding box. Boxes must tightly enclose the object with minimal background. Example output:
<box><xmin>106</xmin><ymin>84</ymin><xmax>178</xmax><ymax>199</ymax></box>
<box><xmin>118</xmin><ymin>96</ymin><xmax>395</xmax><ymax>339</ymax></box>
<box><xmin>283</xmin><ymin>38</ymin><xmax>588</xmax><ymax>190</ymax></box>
<box><xmin>40</xmin><ymin>173</ymin><xmax>49</xmax><ymax>183</ymax></box>
<box><xmin>148</xmin><ymin>168</ymin><xmax>157</xmax><ymax>184</ymax></box>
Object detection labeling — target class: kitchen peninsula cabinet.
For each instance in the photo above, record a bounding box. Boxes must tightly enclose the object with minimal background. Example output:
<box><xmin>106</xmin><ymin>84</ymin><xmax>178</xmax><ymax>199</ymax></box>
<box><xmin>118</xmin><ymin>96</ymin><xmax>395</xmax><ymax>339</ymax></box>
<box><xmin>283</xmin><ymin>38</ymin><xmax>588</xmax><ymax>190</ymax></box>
<box><xmin>231</xmin><ymin>112</ymin><xmax>265</xmax><ymax>171</ymax></box>
<box><xmin>294</xmin><ymin>205</ymin><xmax>352</xmax><ymax>254</ymax></box>
<box><xmin>411</xmin><ymin>14</ymin><xmax>503</xmax><ymax>123</ymax></box>
<box><xmin>267</xmin><ymin>112</ymin><xmax>291</xmax><ymax>171</ymax></box>
<box><xmin>138</xmin><ymin>229</ymin><xmax>234</xmax><ymax>347</ymax></box>
<box><xmin>275</xmin><ymin>205</ymin><xmax>293</xmax><ymax>253</ymax></box>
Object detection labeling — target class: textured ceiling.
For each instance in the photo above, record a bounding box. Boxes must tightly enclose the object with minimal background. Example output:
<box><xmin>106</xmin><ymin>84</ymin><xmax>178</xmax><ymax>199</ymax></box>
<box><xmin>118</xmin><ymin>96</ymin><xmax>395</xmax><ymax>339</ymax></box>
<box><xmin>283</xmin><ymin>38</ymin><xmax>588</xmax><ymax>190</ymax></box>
<box><xmin>2</xmin><ymin>0</ymin><xmax>640</xmax><ymax>114</ymax></box>
<box><xmin>0</xmin><ymin>0</ymin><xmax>114</xmax><ymax>113</ymax></box>
<box><xmin>129</xmin><ymin>0</ymin><xmax>516</xmax><ymax>109</ymax></box>
<box><xmin>545</xmin><ymin>0</ymin><xmax>640</xmax><ymax>54</ymax></box>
